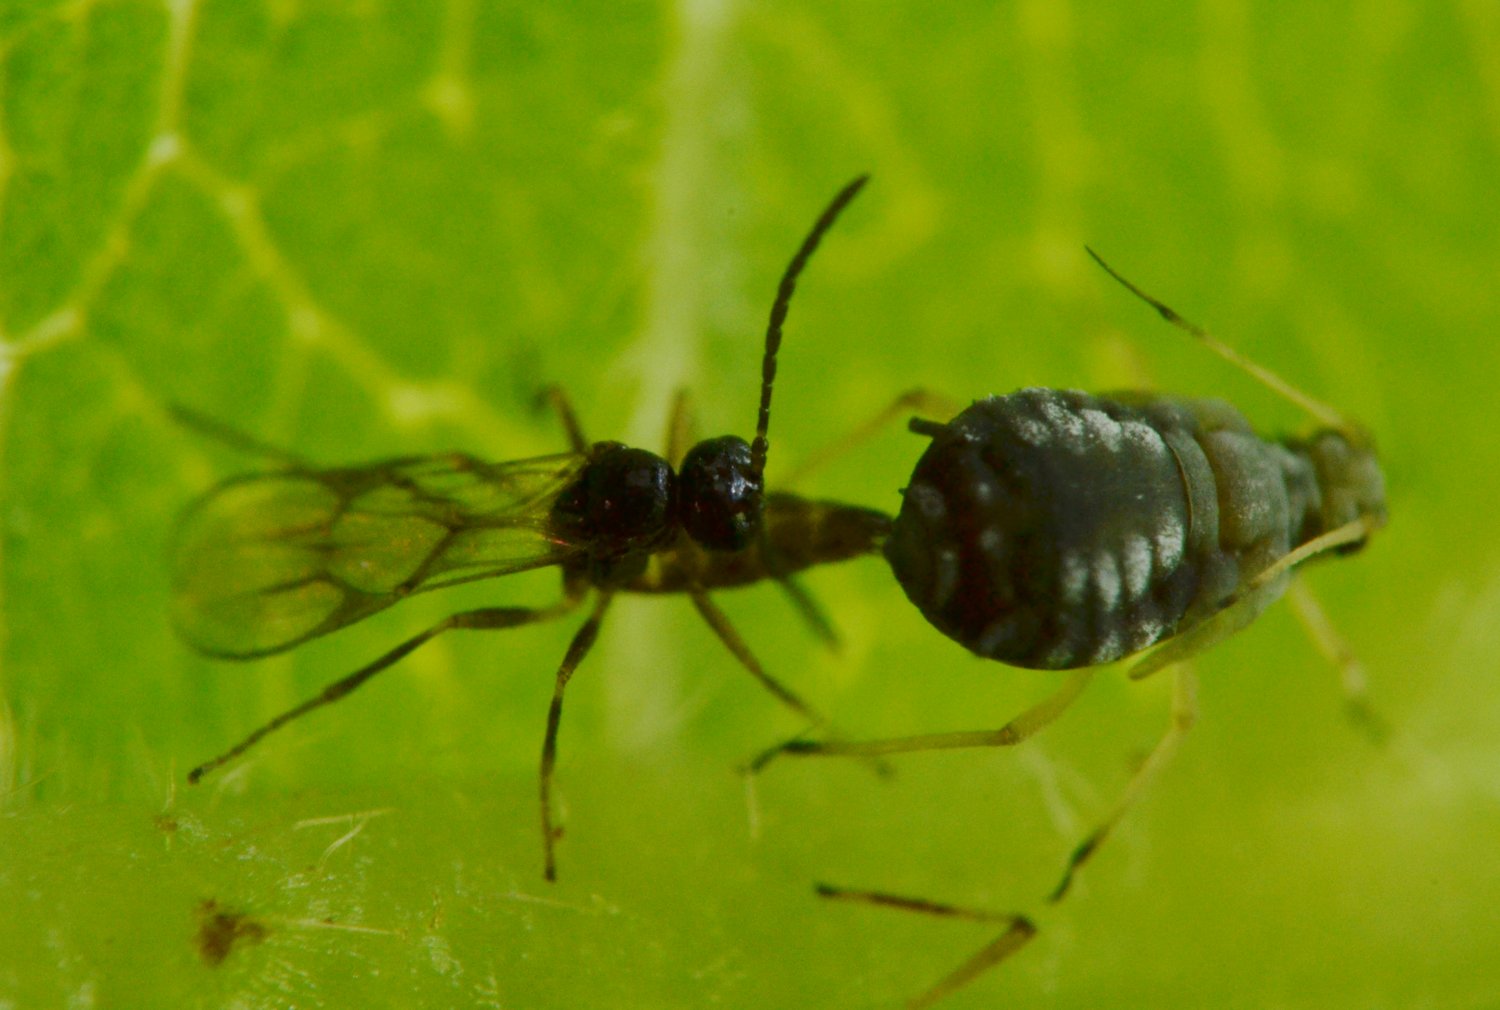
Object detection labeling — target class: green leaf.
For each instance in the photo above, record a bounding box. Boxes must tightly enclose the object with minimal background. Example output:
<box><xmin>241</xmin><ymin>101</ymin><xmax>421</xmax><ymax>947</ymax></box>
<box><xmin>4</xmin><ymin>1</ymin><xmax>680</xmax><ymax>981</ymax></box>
<box><xmin>3</xmin><ymin>2</ymin><xmax>1497</xmax><ymax>1007</ymax></box>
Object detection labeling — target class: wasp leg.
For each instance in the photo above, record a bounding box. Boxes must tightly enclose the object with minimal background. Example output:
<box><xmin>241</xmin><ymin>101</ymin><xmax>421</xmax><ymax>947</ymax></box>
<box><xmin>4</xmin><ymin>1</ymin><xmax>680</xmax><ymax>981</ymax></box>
<box><xmin>539</xmin><ymin>384</ymin><xmax>589</xmax><ymax>453</ymax></box>
<box><xmin>779</xmin><ymin>388</ymin><xmax>960</xmax><ymax>489</ymax></box>
<box><xmin>1050</xmin><ymin>664</ymin><xmax>1198</xmax><ymax>902</ymax></box>
<box><xmin>690</xmin><ymin>590</ymin><xmax>892</xmax><ymax>780</ymax></box>
<box><xmin>816</xmin><ymin>884</ymin><xmax>1036</xmax><ymax>1010</ymax></box>
<box><xmin>771</xmin><ymin>574</ymin><xmax>842</xmax><ymax>651</ymax></box>
<box><xmin>688</xmin><ymin>589</ymin><xmax>829</xmax><ymax>729</ymax></box>
<box><xmin>540</xmin><ymin>591</ymin><xmax>612</xmax><ymax>882</ymax></box>
<box><xmin>1287</xmin><ymin>579</ymin><xmax>1389</xmax><ymax>744</ymax></box>
<box><xmin>748</xmin><ymin>667</ymin><xmax>1096</xmax><ymax>771</ymax></box>
<box><xmin>187</xmin><ymin>598</ymin><xmax>581</xmax><ymax>785</ymax></box>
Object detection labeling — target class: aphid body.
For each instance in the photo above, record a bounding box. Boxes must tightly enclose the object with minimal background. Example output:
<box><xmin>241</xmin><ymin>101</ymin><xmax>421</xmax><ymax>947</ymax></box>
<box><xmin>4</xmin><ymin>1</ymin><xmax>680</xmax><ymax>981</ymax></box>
<box><xmin>768</xmin><ymin>248</ymin><xmax>1390</xmax><ymax>1010</ymax></box>
<box><xmin>886</xmin><ymin>387</ymin><xmax>1386</xmax><ymax>670</ymax></box>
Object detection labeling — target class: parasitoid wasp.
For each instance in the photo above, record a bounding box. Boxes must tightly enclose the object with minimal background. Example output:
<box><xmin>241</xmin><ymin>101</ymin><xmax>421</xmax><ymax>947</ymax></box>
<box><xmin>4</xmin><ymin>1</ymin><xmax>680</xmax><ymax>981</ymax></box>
<box><xmin>174</xmin><ymin>176</ymin><xmax>890</xmax><ymax>881</ymax></box>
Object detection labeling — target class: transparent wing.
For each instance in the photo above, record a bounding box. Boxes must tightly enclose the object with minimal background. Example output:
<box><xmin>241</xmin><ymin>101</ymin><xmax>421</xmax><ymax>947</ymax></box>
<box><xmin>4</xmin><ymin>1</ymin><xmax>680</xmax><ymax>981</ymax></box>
<box><xmin>171</xmin><ymin>451</ymin><xmax>589</xmax><ymax>659</ymax></box>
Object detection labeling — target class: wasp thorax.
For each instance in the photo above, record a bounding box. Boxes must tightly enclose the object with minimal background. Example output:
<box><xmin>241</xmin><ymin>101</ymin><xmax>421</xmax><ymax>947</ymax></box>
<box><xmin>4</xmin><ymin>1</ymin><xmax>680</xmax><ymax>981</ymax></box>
<box><xmin>551</xmin><ymin>442</ymin><xmax>678</xmax><ymax>554</ymax></box>
<box><xmin>678</xmin><ymin>435</ymin><xmax>764</xmax><ymax>551</ymax></box>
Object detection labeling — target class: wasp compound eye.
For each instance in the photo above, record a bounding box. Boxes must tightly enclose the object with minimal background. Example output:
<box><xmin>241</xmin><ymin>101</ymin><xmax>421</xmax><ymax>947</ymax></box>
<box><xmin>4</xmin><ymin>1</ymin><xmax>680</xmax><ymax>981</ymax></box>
<box><xmin>679</xmin><ymin>435</ymin><xmax>764</xmax><ymax>551</ymax></box>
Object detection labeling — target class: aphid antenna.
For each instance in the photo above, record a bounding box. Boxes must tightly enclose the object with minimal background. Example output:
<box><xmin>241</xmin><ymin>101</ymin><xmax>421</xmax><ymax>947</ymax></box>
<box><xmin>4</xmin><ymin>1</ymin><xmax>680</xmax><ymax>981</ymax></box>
<box><xmin>750</xmin><ymin>174</ymin><xmax>870</xmax><ymax>479</ymax></box>
<box><xmin>1084</xmin><ymin>246</ymin><xmax>1354</xmax><ymax>435</ymax></box>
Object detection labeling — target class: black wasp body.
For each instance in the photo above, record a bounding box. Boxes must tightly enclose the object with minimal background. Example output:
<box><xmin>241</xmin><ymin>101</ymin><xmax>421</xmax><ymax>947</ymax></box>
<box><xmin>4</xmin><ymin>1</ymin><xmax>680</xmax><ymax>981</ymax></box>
<box><xmin>175</xmin><ymin>176</ymin><xmax>886</xmax><ymax>881</ymax></box>
<box><xmin>887</xmin><ymin>386</ymin><xmax>1386</xmax><ymax>670</ymax></box>
<box><xmin>173</xmin><ymin>445</ymin><xmax>888</xmax><ymax>661</ymax></box>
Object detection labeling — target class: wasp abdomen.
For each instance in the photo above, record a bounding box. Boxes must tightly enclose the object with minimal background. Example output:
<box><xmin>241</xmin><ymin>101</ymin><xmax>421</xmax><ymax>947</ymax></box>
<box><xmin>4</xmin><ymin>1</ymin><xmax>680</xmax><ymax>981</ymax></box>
<box><xmin>884</xmin><ymin>388</ymin><xmax>1317</xmax><ymax>669</ymax></box>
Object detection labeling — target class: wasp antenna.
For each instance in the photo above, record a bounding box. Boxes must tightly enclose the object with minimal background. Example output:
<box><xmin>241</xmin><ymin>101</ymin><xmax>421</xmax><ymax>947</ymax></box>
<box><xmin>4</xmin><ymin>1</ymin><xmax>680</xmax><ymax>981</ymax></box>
<box><xmin>750</xmin><ymin>174</ymin><xmax>870</xmax><ymax>478</ymax></box>
<box><xmin>1085</xmin><ymin>246</ymin><xmax>1352</xmax><ymax>433</ymax></box>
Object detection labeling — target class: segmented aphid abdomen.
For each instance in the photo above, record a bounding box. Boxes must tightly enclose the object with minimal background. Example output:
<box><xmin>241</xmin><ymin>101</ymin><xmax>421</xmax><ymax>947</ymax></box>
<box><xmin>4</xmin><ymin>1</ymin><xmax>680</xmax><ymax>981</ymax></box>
<box><xmin>884</xmin><ymin>388</ymin><xmax>1320</xmax><ymax>669</ymax></box>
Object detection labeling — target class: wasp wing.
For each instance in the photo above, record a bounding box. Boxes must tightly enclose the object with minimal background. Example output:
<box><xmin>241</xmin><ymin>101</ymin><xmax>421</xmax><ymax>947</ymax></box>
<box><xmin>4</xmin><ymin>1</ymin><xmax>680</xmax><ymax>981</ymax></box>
<box><xmin>172</xmin><ymin>451</ymin><xmax>589</xmax><ymax>659</ymax></box>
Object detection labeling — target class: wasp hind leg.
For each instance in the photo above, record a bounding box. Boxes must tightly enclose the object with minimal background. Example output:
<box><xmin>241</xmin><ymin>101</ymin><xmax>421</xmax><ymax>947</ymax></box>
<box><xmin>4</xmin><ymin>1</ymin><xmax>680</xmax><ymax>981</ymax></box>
<box><xmin>187</xmin><ymin>597</ymin><xmax>582</xmax><ymax>786</ymax></box>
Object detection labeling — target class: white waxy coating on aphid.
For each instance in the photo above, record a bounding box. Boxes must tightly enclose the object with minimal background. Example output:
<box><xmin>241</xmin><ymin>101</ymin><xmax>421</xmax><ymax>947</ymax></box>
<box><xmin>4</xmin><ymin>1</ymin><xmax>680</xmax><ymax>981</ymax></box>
<box><xmin>1011</xmin><ymin>413</ymin><xmax>1050</xmax><ymax>447</ymax></box>
<box><xmin>1121</xmin><ymin>419</ymin><xmax>1170</xmax><ymax>460</ymax></box>
<box><xmin>1093</xmin><ymin>551</ymin><xmax>1122</xmax><ymax>612</ymax></box>
<box><xmin>977</xmin><ymin>526</ymin><xmax>1003</xmax><ymax>554</ymax></box>
<box><xmin>1154</xmin><ymin>513</ymin><xmax>1186</xmax><ymax>572</ymax></box>
<box><xmin>1034</xmin><ymin>394</ymin><xmax>1088</xmax><ymax>451</ymax></box>
<box><xmin>1122</xmin><ymin>533</ymin><xmax>1153</xmax><ymax>601</ymax></box>
<box><xmin>1090</xmin><ymin>628</ymin><xmax>1123</xmax><ymax>664</ymax></box>
<box><xmin>970</xmin><ymin>477</ymin><xmax>995</xmax><ymax>506</ymax></box>
<box><xmin>1130</xmin><ymin>614</ymin><xmax>1166</xmax><ymax>652</ymax></box>
<box><xmin>1080</xmin><ymin>408</ymin><xmax>1124</xmax><ymax>451</ymax></box>
<box><xmin>1059</xmin><ymin>550</ymin><xmax>1089</xmax><ymax>606</ymax></box>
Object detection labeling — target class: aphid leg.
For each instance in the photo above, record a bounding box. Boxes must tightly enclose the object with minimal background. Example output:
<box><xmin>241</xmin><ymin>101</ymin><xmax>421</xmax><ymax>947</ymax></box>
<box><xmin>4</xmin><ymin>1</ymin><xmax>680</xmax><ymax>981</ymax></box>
<box><xmin>664</xmin><ymin>388</ymin><xmax>694</xmax><ymax>469</ymax></box>
<box><xmin>1085</xmin><ymin>247</ymin><xmax>1353</xmax><ymax>433</ymax></box>
<box><xmin>539</xmin><ymin>592</ymin><xmax>612</xmax><ymax>882</ymax></box>
<box><xmin>749</xmin><ymin>667</ymin><xmax>1097</xmax><ymax>772</ymax></box>
<box><xmin>1286</xmin><ymin>579</ymin><xmax>1389</xmax><ymax>743</ymax></box>
<box><xmin>1126</xmin><ymin>579</ymin><xmax>1286</xmax><ymax>683</ymax></box>
<box><xmin>815</xmin><ymin>884</ymin><xmax>1036</xmax><ymax>1010</ymax></box>
<box><xmin>779</xmin><ymin>388</ymin><xmax>960</xmax><ymax>488</ymax></box>
<box><xmin>167</xmin><ymin>403</ymin><xmax>310</xmax><ymax>467</ymax></box>
<box><xmin>187</xmin><ymin>599</ymin><xmax>581</xmax><ymax>785</ymax></box>
<box><xmin>1050</xmin><ymin>664</ymin><xmax>1199</xmax><ymax>902</ymax></box>
<box><xmin>539</xmin><ymin>384</ymin><xmax>589</xmax><ymax>453</ymax></box>
<box><xmin>1128</xmin><ymin>515</ymin><xmax>1380</xmax><ymax>682</ymax></box>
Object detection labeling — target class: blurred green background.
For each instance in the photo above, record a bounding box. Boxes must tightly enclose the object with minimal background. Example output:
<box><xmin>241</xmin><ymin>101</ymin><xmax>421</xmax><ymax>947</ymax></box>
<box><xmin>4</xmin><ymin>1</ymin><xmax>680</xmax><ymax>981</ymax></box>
<box><xmin>2</xmin><ymin>1</ymin><xmax>1497</xmax><ymax>1007</ymax></box>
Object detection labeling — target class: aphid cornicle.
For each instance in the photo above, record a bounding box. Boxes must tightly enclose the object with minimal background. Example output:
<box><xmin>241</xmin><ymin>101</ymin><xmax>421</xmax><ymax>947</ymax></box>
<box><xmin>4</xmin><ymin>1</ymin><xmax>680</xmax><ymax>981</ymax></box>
<box><xmin>174</xmin><ymin>176</ymin><xmax>890</xmax><ymax>881</ymax></box>
<box><xmin>761</xmin><ymin>248</ymin><xmax>1388</xmax><ymax>1010</ymax></box>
